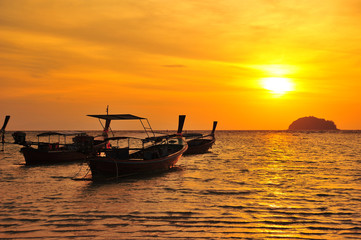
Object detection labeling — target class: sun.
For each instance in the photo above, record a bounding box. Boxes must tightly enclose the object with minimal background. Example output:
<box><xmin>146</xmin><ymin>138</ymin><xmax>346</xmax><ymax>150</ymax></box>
<box><xmin>247</xmin><ymin>63</ymin><xmax>297</xmax><ymax>96</ymax></box>
<box><xmin>261</xmin><ymin>77</ymin><xmax>294</xmax><ymax>95</ymax></box>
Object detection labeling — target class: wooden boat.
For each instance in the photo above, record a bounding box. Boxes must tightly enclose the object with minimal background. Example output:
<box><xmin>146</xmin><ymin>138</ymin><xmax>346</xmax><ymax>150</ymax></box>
<box><xmin>87</xmin><ymin>114</ymin><xmax>188</xmax><ymax>180</ymax></box>
<box><xmin>13</xmin><ymin>131</ymin><xmax>94</xmax><ymax>165</ymax></box>
<box><xmin>12</xmin><ymin>108</ymin><xmax>118</xmax><ymax>165</ymax></box>
<box><xmin>184</xmin><ymin>121</ymin><xmax>217</xmax><ymax>155</ymax></box>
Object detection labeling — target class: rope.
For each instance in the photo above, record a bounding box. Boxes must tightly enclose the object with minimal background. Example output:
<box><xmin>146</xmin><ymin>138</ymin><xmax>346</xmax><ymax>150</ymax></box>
<box><xmin>98</xmin><ymin>118</ymin><xmax>114</xmax><ymax>137</ymax></box>
<box><xmin>113</xmin><ymin>158</ymin><xmax>119</xmax><ymax>179</ymax></box>
<box><xmin>71</xmin><ymin>160</ymin><xmax>91</xmax><ymax>180</ymax></box>
<box><xmin>72</xmin><ymin>161</ymin><xmax>84</xmax><ymax>177</ymax></box>
<box><xmin>98</xmin><ymin>118</ymin><xmax>105</xmax><ymax>130</ymax></box>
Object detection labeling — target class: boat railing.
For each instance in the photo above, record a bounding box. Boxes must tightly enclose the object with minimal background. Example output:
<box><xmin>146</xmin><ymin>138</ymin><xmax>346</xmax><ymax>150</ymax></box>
<box><xmin>105</xmin><ymin>134</ymin><xmax>176</xmax><ymax>149</ymax></box>
<box><xmin>100</xmin><ymin>134</ymin><xmax>182</xmax><ymax>160</ymax></box>
<box><xmin>184</xmin><ymin>133</ymin><xmax>215</xmax><ymax>141</ymax></box>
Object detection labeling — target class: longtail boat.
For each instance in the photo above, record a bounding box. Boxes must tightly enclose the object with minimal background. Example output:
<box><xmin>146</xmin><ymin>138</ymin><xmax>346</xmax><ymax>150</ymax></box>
<box><xmin>184</xmin><ymin>121</ymin><xmax>217</xmax><ymax>155</ymax></box>
<box><xmin>12</xmin><ymin>110</ymin><xmax>113</xmax><ymax>165</ymax></box>
<box><xmin>13</xmin><ymin>131</ymin><xmax>95</xmax><ymax>165</ymax></box>
<box><xmin>87</xmin><ymin>114</ymin><xmax>188</xmax><ymax>180</ymax></box>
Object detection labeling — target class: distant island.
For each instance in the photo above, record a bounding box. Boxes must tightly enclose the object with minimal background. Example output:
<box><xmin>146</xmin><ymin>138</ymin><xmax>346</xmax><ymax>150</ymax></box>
<box><xmin>288</xmin><ymin>116</ymin><xmax>338</xmax><ymax>130</ymax></box>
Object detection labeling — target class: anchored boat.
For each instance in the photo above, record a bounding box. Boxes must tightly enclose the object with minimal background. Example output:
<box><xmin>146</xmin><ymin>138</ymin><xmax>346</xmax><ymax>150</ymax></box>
<box><xmin>13</xmin><ymin>131</ymin><xmax>95</xmax><ymax>165</ymax></box>
<box><xmin>87</xmin><ymin>114</ymin><xmax>188</xmax><ymax>180</ymax></box>
<box><xmin>184</xmin><ymin>121</ymin><xmax>217</xmax><ymax>155</ymax></box>
<box><xmin>12</xmin><ymin>112</ymin><xmax>112</xmax><ymax>165</ymax></box>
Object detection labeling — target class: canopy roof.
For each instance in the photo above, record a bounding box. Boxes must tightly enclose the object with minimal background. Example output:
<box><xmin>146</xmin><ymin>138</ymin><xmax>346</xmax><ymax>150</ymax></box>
<box><xmin>37</xmin><ymin>131</ymin><xmax>86</xmax><ymax>137</ymax></box>
<box><xmin>87</xmin><ymin>114</ymin><xmax>145</xmax><ymax>120</ymax></box>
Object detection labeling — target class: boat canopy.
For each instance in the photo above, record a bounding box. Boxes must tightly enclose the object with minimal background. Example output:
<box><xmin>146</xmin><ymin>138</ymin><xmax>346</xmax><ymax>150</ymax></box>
<box><xmin>37</xmin><ymin>131</ymin><xmax>86</xmax><ymax>137</ymax></box>
<box><xmin>87</xmin><ymin>114</ymin><xmax>145</xmax><ymax>120</ymax></box>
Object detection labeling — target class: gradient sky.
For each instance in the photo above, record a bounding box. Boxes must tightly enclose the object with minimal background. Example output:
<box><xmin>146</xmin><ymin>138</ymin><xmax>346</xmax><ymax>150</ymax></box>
<box><xmin>1</xmin><ymin>0</ymin><xmax>361</xmax><ymax>130</ymax></box>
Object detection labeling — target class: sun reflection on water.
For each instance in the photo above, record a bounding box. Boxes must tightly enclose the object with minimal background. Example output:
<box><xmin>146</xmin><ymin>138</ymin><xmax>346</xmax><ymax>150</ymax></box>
<box><xmin>1</xmin><ymin>131</ymin><xmax>361</xmax><ymax>239</ymax></box>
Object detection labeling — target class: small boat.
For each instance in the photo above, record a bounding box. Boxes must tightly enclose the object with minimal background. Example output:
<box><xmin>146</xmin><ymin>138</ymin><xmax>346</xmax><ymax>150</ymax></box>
<box><xmin>11</xmin><ymin>109</ymin><xmax>116</xmax><ymax>165</ymax></box>
<box><xmin>87</xmin><ymin>114</ymin><xmax>188</xmax><ymax>180</ymax></box>
<box><xmin>184</xmin><ymin>121</ymin><xmax>217</xmax><ymax>155</ymax></box>
<box><xmin>13</xmin><ymin>131</ymin><xmax>95</xmax><ymax>165</ymax></box>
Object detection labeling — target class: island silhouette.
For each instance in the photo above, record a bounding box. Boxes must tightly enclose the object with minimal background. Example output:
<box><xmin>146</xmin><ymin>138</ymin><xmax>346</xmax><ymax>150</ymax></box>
<box><xmin>288</xmin><ymin>116</ymin><xmax>338</xmax><ymax>130</ymax></box>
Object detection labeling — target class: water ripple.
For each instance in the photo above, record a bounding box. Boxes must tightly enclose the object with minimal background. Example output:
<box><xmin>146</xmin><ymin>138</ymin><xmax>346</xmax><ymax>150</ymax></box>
<box><xmin>1</xmin><ymin>131</ymin><xmax>361</xmax><ymax>239</ymax></box>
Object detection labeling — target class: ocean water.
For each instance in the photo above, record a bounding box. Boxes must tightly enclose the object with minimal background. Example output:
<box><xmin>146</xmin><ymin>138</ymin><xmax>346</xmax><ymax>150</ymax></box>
<box><xmin>0</xmin><ymin>130</ymin><xmax>361</xmax><ymax>239</ymax></box>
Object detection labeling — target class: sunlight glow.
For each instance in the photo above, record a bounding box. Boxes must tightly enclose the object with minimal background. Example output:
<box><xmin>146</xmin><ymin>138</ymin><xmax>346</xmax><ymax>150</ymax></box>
<box><xmin>261</xmin><ymin>77</ymin><xmax>294</xmax><ymax>95</ymax></box>
<box><xmin>262</xmin><ymin>64</ymin><xmax>291</xmax><ymax>76</ymax></box>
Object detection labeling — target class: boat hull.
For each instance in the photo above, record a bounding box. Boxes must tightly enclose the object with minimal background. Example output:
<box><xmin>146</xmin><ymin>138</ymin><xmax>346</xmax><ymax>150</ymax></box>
<box><xmin>184</xmin><ymin>138</ymin><xmax>215</xmax><ymax>155</ymax></box>
<box><xmin>88</xmin><ymin>145</ymin><xmax>187</xmax><ymax>179</ymax></box>
<box><xmin>21</xmin><ymin>147</ymin><xmax>87</xmax><ymax>165</ymax></box>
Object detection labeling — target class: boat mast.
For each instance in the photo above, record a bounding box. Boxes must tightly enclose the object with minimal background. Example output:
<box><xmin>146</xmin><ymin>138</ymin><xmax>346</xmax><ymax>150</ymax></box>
<box><xmin>102</xmin><ymin>105</ymin><xmax>111</xmax><ymax>138</ymax></box>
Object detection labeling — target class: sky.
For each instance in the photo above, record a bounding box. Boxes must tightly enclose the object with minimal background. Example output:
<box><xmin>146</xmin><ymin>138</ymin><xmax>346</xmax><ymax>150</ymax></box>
<box><xmin>1</xmin><ymin>0</ymin><xmax>361</xmax><ymax>130</ymax></box>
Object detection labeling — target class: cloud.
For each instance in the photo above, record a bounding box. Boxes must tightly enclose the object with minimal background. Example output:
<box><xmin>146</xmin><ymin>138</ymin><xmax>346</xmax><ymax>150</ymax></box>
<box><xmin>162</xmin><ymin>64</ymin><xmax>186</xmax><ymax>68</ymax></box>
<box><xmin>1</xmin><ymin>0</ymin><xmax>361</xmax><ymax>129</ymax></box>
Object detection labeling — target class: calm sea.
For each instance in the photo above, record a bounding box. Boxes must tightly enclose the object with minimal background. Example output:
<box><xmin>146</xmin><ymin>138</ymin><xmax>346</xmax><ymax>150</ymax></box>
<box><xmin>1</xmin><ymin>131</ymin><xmax>361</xmax><ymax>239</ymax></box>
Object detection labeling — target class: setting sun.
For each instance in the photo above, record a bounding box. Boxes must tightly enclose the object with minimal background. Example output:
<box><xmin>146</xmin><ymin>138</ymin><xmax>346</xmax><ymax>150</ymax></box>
<box><xmin>2</xmin><ymin>1</ymin><xmax>361</xmax><ymax>237</ymax></box>
<box><xmin>261</xmin><ymin>77</ymin><xmax>294</xmax><ymax>95</ymax></box>
<box><xmin>1</xmin><ymin>0</ymin><xmax>361</xmax><ymax>130</ymax></box>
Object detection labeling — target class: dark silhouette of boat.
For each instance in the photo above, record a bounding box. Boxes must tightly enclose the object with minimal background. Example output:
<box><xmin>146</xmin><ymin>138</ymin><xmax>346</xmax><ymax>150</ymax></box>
<box><xmin>12</xmin><ymin>131</ymin><xmax>95</xmax><ymax>165</ymax></box>
<box><xmin>87</xmin><ymin>114</ymin><xmax>188</xmax><ymax>180</ymax></box>
<box><xmin>12</xmin><ymin>111</ymin><xmax>113</xmax><ymax>165</ymax></box>
<box><xmin>184</xmin><ymin>121</ymin><xmax>217</xmax><ymax>155</ymax></box>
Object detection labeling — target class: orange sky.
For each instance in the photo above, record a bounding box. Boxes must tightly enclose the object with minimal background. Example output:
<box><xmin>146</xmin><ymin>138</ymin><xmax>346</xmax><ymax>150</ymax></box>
<box><xmin>1</xmin><ymin>0</ymin><xmax>361</xmax><ymax>130</ymax></box>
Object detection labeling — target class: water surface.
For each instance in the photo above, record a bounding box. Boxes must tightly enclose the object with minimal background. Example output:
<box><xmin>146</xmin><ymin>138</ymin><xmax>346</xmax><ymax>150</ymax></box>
<box><xmin>1</xmin><ymin>131</ymin><xmax>361</xmax><ymax>239</ymax></box>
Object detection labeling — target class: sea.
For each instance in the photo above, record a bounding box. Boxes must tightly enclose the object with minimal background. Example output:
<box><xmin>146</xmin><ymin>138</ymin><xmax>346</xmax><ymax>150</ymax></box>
<box><xmin>0</xmin><ymin>130</ymin><xmax>361</xmax><ymax>239</ymax></box>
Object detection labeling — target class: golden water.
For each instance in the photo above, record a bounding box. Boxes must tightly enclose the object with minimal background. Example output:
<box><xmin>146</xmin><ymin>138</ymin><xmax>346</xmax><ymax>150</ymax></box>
<box><xmin>1</xmin><ymin>131</ymin><xmax>361</xmax><ymax>239</ymax></box>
